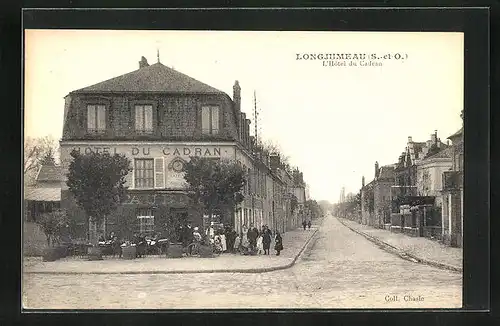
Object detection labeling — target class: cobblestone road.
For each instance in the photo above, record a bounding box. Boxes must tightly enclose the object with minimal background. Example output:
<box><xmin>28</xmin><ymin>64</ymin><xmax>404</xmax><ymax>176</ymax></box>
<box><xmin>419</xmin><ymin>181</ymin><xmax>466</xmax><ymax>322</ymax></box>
<box><xmin>23</xmin><ymin>215</ymin><xmax>462</xmax><ymax>309</ymax></box>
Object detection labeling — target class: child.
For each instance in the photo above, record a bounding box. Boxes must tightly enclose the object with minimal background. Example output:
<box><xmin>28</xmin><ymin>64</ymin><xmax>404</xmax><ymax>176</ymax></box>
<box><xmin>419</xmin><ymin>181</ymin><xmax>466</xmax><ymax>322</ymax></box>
<box><xmin>256</xmin><ymin>234</ymin><xmax>264</xmax><ymax>254</ymax></box>
<box><xmin>233</xmin><ymin>234</ymin><xmax>241</xmax><ymax>253</ymax></box>
<box><xmin>274</xmin><ymin>231</ymin><xmax>283</xmax><ymax>256</ymax></box>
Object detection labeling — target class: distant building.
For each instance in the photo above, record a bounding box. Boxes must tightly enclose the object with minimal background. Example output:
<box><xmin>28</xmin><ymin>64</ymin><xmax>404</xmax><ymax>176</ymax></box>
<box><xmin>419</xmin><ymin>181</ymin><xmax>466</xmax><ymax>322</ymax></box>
<box><xmin>24</xmin><ymin>163</ymin><xmax>63</xmax><ymax>222</ymax></box>
<box><xmin>23</xmin><ymin>163</ymin><xmax>64</xmax><ymax>256</ymax></box>
<box><xmin>391</xmin><ymin>131</ymin><xmax>449</xmax><ymax>236</ymax></box>
<box><xmin>361</xmin><ymin>161</ymin><xmax>395</xmax><ymax>228</ymax></box>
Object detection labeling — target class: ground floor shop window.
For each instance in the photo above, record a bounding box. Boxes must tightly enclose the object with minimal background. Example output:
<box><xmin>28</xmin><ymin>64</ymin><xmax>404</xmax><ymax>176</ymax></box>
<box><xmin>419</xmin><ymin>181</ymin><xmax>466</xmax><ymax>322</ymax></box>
<box><xmin>137</xmin><ymin>208</ymin><xmax>154</xmax><ymax>234</ymax></box>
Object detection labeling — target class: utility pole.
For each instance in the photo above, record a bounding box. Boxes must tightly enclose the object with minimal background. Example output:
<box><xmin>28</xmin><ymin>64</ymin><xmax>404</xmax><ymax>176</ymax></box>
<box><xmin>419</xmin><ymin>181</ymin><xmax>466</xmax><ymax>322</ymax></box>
<box><xmin>253</xmin><ymin>90</ymin><xmax>258</xmax><ymax>144</ymax></box>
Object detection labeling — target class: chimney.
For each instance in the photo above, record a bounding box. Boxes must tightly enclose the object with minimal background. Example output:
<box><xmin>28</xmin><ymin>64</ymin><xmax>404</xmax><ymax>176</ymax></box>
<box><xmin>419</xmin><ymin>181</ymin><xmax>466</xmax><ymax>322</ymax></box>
<box><xmin>431</xmin><ymin>130</ymin><xmax>437</xmax><ymax>144</ymax></box>
<box><xmin>375</xmin><ymin>161</ymin><xmax>379</xmax><ymax>178</ymax></box>
<box><xmin>139</xmin><ymin>56</ymin><xmax>149</xmax><ymax>69</ymax></box>
<box><xmin>269</xmin><ymin>154</ymin><xmax>281</xmax><ymax>170</ymax></box>
<box><xmin>447</xmin><ymin>140</ymin><xmax>450</xmax><ymax>146</ymax></box>
<box><xmin>233</xmin><ymin>80</ymin><xmax>242</xmax><ymax>139</ymax></box>
<box><xmin>408</xmin><ymin>136</ymin><xmax>413</xmax><ymax>143</ymax></box>
<box><xmin>362</xmin><ymin>176</ymin><xmax>365</xmax><ymax>187</ymax></box>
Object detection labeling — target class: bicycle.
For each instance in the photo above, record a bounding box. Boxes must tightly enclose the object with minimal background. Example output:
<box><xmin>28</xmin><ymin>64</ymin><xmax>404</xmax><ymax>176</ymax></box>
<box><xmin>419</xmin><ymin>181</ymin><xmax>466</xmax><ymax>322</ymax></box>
<box><xmin>185</xmin><ymin>241</ymin><xmax>222</xmax><ymax>257</ymax></box>
<box><xmin>185</xmin><ymin>242</ymin><xmax>201</xmax><ymax>257</ymax></box>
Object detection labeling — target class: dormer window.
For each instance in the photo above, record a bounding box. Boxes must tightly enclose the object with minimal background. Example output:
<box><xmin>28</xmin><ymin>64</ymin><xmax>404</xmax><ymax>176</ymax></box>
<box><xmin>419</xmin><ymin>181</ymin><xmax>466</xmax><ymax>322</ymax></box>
<box><xmin>87</xmin><ymin>104</ymin><xmax>106</xmax><ymax>133</ymax></box>
<box><xmin>135</xmin><ymin>105</ymin><xmax>153</xmax><ymax>134</ymax></box>
<box><xmin>202</xmin><ymin>105</ymin><xmax>219</xmax><ymax>135</ymax></box>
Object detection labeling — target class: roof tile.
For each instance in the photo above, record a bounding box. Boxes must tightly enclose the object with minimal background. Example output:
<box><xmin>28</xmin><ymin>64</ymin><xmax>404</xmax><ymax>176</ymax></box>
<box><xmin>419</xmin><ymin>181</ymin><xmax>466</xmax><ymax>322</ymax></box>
<box><xmin>37</xmin><ymin>165</ymin><xmax>64</xmax><ymax>182</ymax></box>
<box><xmin>72</xmin><ymin>62</ymin><xmax>225</xmax><ymax>94</ymax></box>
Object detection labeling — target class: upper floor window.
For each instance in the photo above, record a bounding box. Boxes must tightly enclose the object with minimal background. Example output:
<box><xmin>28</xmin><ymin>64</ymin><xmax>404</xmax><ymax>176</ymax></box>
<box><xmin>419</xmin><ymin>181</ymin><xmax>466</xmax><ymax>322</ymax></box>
<box><xmin>87</xmin><ymin>104</ymin><xmax>106</xmax><ymax>133</ymax></box>
<box><xmin>135</xmin><ymin>105</ymin><xmax>153</xmax><ymax>134</ymax></box>
<box><xmin>202</xmin><ymin>105</ymin><xmax>219</xmax><ymax>135</ymax></box>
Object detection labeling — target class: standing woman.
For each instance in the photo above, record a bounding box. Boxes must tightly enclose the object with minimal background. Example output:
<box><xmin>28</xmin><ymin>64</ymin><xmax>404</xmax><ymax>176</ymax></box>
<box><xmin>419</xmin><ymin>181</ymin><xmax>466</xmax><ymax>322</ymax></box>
<box><xmin>274</xmin><ymin>231</ymin><xmax>283</xmax><ymax>256</ymax></box>
<box><xmin>262</xmin><ymin>226</ymin><xmax>272</xmax><ymax>255</ymax></box>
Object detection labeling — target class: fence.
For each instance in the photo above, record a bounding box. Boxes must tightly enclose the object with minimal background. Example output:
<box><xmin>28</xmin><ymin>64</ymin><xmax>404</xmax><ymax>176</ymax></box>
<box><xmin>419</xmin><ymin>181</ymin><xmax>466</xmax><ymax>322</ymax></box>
<box><xmin>423</xmin><ymin>226</ymin><xmax>443</xmax><ymax>241</ymax></box>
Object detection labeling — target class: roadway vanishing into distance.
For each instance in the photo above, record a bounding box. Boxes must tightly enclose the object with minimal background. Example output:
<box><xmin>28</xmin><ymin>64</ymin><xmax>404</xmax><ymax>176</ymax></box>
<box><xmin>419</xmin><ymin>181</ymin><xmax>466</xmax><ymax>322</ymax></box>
<box><xmin>23</xmin><ymin>214</ymin><xmax>462</xmax><ymax>309</ymax></box>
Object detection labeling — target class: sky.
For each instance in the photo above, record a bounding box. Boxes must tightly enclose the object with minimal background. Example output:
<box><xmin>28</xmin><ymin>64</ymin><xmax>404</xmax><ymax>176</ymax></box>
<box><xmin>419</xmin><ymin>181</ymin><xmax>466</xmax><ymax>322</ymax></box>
<box><xmin>24</xmin><ymin>30</ymin><xmax>464</xmax><ymax>203</ymax></box>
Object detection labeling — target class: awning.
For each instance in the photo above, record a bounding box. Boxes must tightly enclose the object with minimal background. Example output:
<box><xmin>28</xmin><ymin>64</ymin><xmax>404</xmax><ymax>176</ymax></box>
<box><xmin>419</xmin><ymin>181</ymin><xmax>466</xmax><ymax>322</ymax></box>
<box><xmin>24</xmin><ymin>187</ymin><xmax>61</xmax><ymax>202</ymax></box>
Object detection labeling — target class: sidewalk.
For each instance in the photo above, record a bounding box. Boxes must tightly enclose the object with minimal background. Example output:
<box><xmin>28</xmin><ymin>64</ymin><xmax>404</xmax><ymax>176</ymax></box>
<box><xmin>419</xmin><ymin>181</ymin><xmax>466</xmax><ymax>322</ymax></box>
<box><xmin>23</xmin><ymin>224</ymin><xmax>319</xmax><ymax>275</ymax></box>
<box><xmin>338</xmin><ymin>217</ymin><xmax>462</xmax><ymax>272</ymax></box>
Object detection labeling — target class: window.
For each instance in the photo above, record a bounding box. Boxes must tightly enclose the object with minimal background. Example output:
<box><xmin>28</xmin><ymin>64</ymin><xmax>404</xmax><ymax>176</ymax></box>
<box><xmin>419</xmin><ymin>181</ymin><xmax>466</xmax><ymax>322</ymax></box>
<box><xmin>202</xmin><ymin>105</ymin><xmax>220</xmax><ymax>135</ymax></box>
<box><xmin>137</xmin><ymin>208</ymin><xmax>154</xmax><ymax>235</ymax></box>
<box><xmin>87</xmin><ymin>105</ymin><xmax>106</xmax><ymax>132</ymax></box>
<box><xmin>135</xmin><ymin>105</ymin><xmax>153</xmax><ymax>133</ymax></box>
<box><xmin>134</xmin><ymin>159</ymin><xmax>154</xmax><ymax>189</ymax></box>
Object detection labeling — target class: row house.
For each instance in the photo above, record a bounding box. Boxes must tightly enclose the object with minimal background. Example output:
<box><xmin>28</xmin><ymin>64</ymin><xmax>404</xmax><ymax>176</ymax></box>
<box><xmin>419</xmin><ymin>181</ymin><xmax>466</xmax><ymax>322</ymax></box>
<box><xmin>441</xmin><ymin>124</ymin><xmax>463</xmax><ymax>247</ymax></box>
<box><xmin>356</xmin><ymin>122</ymin><xmax>463</xmax><ymax>248</ymax></box>
<box><xmin>390</xmin><ymin>131</ymin><xmax>449</xmax><ymax>236</ymax></box>
<box><xmin>415</xmin><ymin>146</ymin><xmax>453</xmax><ymax>240</ymax></box>
<box><xmin>360</xmin><ymin>162</ymin><xmax>395</xmax><ymax>228</ymax></box>
<box><xmin>292</xmin><ymin>168</ymin><xmax>307</xmax><ymax>227</ymax></box>
<box><xmin>59</xmin><ymin>56</ymin><xmax>303</xmax><ymax>240</ymax></box>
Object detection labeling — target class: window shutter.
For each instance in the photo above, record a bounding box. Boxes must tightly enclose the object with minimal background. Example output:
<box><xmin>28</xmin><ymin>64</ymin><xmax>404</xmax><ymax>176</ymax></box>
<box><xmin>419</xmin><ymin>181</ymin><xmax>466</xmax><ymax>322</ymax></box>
<box><xmin>211</xmin><ymin>106</ymin><xmax>219</xmax><ymax>134</ymax></box>
<box><xmin>144</xmin><ymin>105</ymin><xmax>153</xmax><ymax>132</ymax></box>
<box><xmin>202</xmin><ymin>106</ymin><xmax>210</xmax><ymax>134</ymax></box>
<box><xmin>135</xmin><ymin>105</ymin><xmax>143</xmax><ymax>131</ymax></box>
<box><xmin>154</xmin><ymin>157</ymin><xmax>165</xmax><ymax>188</ymax></box>
<box><xmin>87</xmin><ymin>105</ymin><xmax>96</xmax><ymax>130</ymax></box>
<box><xmin>97</xmin><ymin>105</ymin><xmax>106</xmax><ymax>130</ymax></box>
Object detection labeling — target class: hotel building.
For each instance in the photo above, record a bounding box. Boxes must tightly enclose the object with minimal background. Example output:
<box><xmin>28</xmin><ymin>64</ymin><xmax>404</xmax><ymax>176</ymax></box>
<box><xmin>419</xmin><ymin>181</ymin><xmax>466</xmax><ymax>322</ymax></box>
<box><xmin>59</xmin><ymin>56</ymin><xmax>305</xmax><ymax>239</ymax></box>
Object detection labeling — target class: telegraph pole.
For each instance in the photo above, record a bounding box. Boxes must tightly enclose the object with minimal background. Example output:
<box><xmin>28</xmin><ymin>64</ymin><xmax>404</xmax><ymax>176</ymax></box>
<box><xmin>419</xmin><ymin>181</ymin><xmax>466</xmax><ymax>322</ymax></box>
<box><xmin>253</xmin><ymin>90</ymin><xmax>258</xmax><ymax>144</ymax></box>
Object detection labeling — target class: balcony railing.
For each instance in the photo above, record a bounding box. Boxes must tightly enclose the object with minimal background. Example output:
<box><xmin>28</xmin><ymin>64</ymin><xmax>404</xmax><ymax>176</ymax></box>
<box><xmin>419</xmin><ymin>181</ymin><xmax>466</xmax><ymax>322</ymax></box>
<box><xmin>443</xmin><ymin>171</ymin><xmax>462</xmax><ymax>190</ymax></box>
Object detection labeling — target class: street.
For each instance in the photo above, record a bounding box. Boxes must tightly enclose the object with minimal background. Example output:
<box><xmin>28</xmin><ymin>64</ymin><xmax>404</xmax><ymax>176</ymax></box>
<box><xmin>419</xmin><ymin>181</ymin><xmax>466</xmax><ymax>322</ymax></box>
<box><xmin>22</xmin><ymin>214</ymin><xmax>462</xmax><ymax>309</ymax></box>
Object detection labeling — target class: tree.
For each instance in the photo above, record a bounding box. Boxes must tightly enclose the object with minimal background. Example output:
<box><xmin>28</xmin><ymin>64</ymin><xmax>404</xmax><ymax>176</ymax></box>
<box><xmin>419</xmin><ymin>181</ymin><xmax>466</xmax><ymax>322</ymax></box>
<box><xmin>24</xmin><ymin>135</ymin><xmax>59</xmax><ymax>185</ymax></box>
<box><xmin>258</xmin><ymin>139</ymin><xmax>291</xmax><ymax>166</ymax></box>
<box><xmin>305</xmin><ymin>199</ymin><xmax>324</xmax><ymax>219</ymax></box>
<box><xmin>183</xmin><ymin>157</ymin><xmax>246</xmax><ymax>227</ymax></box>
<box><xmin>38</xmin><ymin>209</ymin><xmax>69</xmax><ymax>247</ymax></box>
<box><xmin>66</xmin><ymin>150</ymin><xmax>132</xmax><ymax>244</ymax></box>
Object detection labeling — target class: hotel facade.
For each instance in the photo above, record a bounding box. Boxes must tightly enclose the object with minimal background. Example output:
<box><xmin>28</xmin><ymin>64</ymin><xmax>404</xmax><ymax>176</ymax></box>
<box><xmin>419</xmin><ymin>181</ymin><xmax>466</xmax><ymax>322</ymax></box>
<box><xmin>59</xmin><ymin>56</ymin><xmax>305</xmax><ymax>239</ymax></box>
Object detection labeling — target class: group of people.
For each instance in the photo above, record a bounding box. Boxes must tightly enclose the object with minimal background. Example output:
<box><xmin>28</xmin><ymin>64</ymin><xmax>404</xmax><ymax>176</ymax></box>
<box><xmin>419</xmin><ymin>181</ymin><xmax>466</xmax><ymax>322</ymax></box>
<box><xmin>234</xmin><ymin>225</ymin><xmax>283</xmax><ymax>256</ymax></box>
<box><xmin>302</xmin><ymin>220</ymin><xmax>312</xmax><ymax>230</ymax></box>
<box><xmin>97</xmin><ymin>222</ymin><xmax>287</xmax><ymax>257</ymax></box>
<box><xmin>177</xmin><ymin>223</ymin><xmax>284</xmax><ymax>256</ymax></box>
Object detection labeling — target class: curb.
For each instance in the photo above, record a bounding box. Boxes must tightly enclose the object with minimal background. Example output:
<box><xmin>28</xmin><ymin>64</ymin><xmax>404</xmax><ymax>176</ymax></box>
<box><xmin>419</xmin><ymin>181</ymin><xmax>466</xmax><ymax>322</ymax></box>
<box><xmin>337</xmin><ymin>217</ymin><xmax>462</xmax><ymax>273</ymax></box>
<box><xmin>24</xmin><ymin>229</ymin><xmax>319</xmax><ymax>275</ymax></box>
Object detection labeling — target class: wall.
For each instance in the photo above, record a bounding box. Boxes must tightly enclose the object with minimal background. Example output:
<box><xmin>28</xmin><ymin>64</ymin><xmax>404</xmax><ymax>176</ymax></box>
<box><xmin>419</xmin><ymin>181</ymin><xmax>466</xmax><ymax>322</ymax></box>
<box><xmin>416</xmin><ymin>160</ymin><xmax>452</xmax><ymax>196</ymax></box>
<box><xmin>60</xmin><ymin>141</ymin><xmax>237</xmax><ymax>191</ymax></box>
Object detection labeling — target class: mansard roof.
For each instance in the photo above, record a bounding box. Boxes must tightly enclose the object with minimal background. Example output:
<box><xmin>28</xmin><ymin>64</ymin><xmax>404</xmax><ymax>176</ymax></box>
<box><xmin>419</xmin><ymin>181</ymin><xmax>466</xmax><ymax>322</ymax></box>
<box><xmin>71</xmin><ymin>62</ymin><xmax>226</xmax><ymax>95</ymax></box>
<box><xmin>423</xmin><ymin>147</ymin><xmax>453</xmax><ymax>160</ymax></box>
<box><xmin>377</xmin><ymin>165</ymin><xmax>396</xmax><ymax>180</ymax></box>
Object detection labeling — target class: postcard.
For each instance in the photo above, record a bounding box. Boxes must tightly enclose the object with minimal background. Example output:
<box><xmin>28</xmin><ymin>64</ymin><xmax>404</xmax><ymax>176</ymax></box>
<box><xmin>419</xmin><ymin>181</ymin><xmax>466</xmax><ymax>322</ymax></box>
<box><xmin>23</xmin><ymin>29</ymin><xmax>464</xmax><ymax>309</ymax></box>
